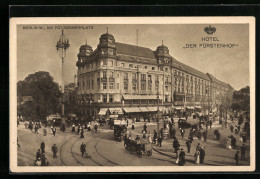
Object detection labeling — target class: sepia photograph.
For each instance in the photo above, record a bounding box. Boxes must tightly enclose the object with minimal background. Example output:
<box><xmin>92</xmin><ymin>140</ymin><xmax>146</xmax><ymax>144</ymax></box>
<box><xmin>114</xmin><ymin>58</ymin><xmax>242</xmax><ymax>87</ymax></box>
<box><xmin>9</xmin><ymin>17</ymin><xmax>255</xmax><ymax>172</ymax></box>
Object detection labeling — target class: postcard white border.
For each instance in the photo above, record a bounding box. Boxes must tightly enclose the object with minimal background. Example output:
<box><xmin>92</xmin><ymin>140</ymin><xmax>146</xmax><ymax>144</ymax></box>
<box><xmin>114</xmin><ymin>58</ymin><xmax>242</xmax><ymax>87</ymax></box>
<box><xmin>10</xmin><ymin>17</ymin><xmax>255</xmax><ymax>172</ymax></box>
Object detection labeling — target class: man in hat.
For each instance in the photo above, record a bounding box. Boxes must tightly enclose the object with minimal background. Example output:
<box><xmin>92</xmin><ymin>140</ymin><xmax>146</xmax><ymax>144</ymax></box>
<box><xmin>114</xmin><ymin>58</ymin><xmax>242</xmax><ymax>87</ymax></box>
<box><xmin>80</xmin><ymin>142</ymin><xmax>86</xmax><ymax>157</ymax></box>
<box><xmin>235</xmin><ymin>151</ymin><xmax>239</xmax><ymax>165</ymax></box>
<box><xmin>200</xmin><ymin>147</ymin><xmax>205</xmax><ymax>164</ymax></box>
<box><xmin>35</xmin><ymin>149</ymin><xmax>41</xmax><ymax>162</ymax></box>
<box><xmin>40</xmin><ymin>140</ymin><xmax>45</xmax><ymax>153</ymax></box>
<box><xmin>186</xmin><ymin>139</ymin><xmax>191</xmax><ymax>153</ymax></box>
<box><xmin>51</xmin><ymin>144</ymin><xmax>58</xmax><ymax>158</ymax></box>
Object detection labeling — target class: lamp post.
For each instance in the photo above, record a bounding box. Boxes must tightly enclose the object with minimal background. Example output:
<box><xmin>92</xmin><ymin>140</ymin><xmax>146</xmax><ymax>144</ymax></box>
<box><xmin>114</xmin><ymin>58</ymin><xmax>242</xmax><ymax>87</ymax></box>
<box><xmin>56</xmin><ymin>29</ymin><xmax>70</xmax><ymax>118</ymax></box>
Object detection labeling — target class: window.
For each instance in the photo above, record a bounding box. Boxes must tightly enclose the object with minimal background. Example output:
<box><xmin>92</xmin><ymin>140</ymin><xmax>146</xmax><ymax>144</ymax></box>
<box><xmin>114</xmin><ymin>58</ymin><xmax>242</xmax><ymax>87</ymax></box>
<box><xmin>103</xmin><ymin>83</ymin><xmax>107</xmax><ymax>89</ymax></box>
<box><xmin>102</xmin><ymin>94</ymin><xmax>107</xmax><ymax>103</ymax></box>
<box><xmin>121</xmin><ymin>63</ymin><xmax>125</xmax><ymax>67</ymax></box>
<box><xmin>117</xmin><ymin>73</ymin><xmax>120</xmax><ymax>78</ymax></box>
<box><xmin>141</xmin><ymin>83</ymin><xmax>146</xmax><ymax>90</ymax></box>
<box><xmin>117</xmin><ymin>83</ymin><xmax>119</xmax><ymax>89</ymax></box>
<box><xmin>155</xmin><ymin>84</ymin><xmax>159</xmax><ymax>92</ymax></box>
<box><xmin>165</xmin><ymin>95</ymin><xmax>169</xmax><ymax>102</ymax></box>
<box><xmin>133</xmin><ymin>83</ymin><xmax>137</xmax><ymax>90</ymax></box>
<box><xmin>124</xmin><ymin>83</ymin><xmax>128</xmax><ymax>90</ymax></box>
<box><xmin>129</xmin><ymin>64</ymin><xmax>133</xmax><ymax>68</ymax></box>
<box><xmin>148</xmin><ymin>84</ymin><xmax>152</xmax><ymax>91</ymax></box>
<box><xmin>145</xmin><ymin>66</ymin><xmax>148</xmax><ymax>69</ymax></box>
<box><xmin>132</xmin><ymin>73</ymin><xmax>137</xmax><ymax>79</ymax></box>
<box><xmin>141</xmin><ymin>74</ymin><xmax>146</xmax><ymax>81</ymax></box>
<box><xmin>152</xmin><ymin>67</ymin><xmax>155</xmax><ymax>70</ymax></box>
<box><xmin>166</xmin><ymin>76</ymin><xmax>169</xmax><ymax>82</ymax></box>
<box><xmin>109</xmin><ymin>83</ymin><xmax>114</xmax><ymax>89</ymax></box>
<box><xmin>109</xmin><ymin>61</ymin><xmax>113</xmax><ymax>66</ymax></box>
<box><xmin>109</xmin><ymin>94</ymin><xmax>113</xmax><ymax>102</ymax></box>
<box><xmin>165</xmin><ymin>68</ymin><xmax>168</xmax><ymax>72</ymax></box>
<box><xmin>148</xmin><ymin>75</ymin><xmax>152</xmax><ymax>82</ymax></box>
<box><xmin>156</xmin><ymin>75</ymin><xmax>159</xmax><ymax>81</ymax></box>
<box><xmin>103</xmin><ymin>71</ymin><xmax>107</xmax><ymax>78</ymax></box>
<box><xmin>110</xmin><ymin>71</ymin><xmax>114</xmax><ymax>78</ymax></box>
<box><xmin>103</xmin><ymin>60</ymin><xmax>107</xmax><ymax>65</ymax></box>
<box><xmin>124</xmin><ymin>72</ymin><xmax>128</xmax><ymax>79</ymax></box>
<box><xmin>92</xmin><ymin>80</ymin><xmax>94</xmax><ymax>89</ymax></box>
<box><xmin>160</xmin><ymin>67</ymin><xmax>163</xmax><ymax>71</ymax></box>
<box><xmin>165</xmin><ymin>86</ymin><xmax>169</xmax><ymax>92</ymax></box>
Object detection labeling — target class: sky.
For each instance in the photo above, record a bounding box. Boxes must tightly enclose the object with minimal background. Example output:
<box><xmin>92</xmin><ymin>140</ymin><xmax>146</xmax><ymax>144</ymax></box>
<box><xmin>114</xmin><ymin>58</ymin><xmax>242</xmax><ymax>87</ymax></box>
<box><xmin>17</xmin><ymin>24</ymin><xmax>249</xmax><ymax>90</ymax></box>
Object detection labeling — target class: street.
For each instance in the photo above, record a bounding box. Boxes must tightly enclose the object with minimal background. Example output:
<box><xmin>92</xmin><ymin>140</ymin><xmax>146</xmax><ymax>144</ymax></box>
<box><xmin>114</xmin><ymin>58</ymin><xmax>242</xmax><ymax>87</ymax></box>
<box><xmin>17</xmin><ymin>118</ymin><xmax>250</xmax><ymax>166</ymax></box>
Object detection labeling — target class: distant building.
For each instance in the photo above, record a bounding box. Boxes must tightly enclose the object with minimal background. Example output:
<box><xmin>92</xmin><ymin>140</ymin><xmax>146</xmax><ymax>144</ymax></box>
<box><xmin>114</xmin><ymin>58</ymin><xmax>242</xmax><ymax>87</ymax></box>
<box><xmin>76</xmin><ymin>32</ymin><xmax>233</xmax><ymax>118</ymax></box>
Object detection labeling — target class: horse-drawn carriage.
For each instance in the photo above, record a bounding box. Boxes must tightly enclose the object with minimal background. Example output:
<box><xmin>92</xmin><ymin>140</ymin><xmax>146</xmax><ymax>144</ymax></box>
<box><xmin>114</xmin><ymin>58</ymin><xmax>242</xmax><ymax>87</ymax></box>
<box><xmin>124</xmin><ymin>138</ymin><xmax>152</xmax><ymax>158</ymax></box>
<box><xmin>113</xmin><ymin>120</ymin><xmax>127</xmax><ymax>141</ymax></box>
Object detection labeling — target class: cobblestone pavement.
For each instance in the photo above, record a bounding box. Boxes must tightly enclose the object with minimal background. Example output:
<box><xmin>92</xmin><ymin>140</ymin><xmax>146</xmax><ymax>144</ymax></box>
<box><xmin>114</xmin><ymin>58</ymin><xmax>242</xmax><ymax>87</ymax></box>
<box><xmin>17</xmin><ymin>117</ymin><xmax>250</xmax><ymax>166</ymax></box>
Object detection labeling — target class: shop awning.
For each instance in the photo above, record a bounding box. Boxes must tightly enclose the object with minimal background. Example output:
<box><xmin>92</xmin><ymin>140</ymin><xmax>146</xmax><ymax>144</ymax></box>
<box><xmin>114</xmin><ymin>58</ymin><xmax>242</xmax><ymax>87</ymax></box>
<box><xmin>123</xmin><ymin>107</ymin><xmax>141</xmax><ymax>113</ymax></box>
<box><xmin>186</xmin><ymin>107</ymin><xmax>195</xmax><ymax>109</ymax></box>
<box><xmin>98</xmin><ymin>108</ymin><xmax>108</xmax><ymax>115</ymax></box>
<box><xmin>123</xmin><ymin>94</ymin><xmax>163</xmax><ymax>100</ymax></box>
<box><xmin>109</xmin><ymin>115</ymin><xmax>118</xmax><ymax>118</ymax></box>
<box><xmin>195</xmin><ymin>106</ymin><xmax>202</xmax><ymax>109</ymax></box>
<box><xmin>139</xmin><ymin>107</ymin><xmax>150</xmax><ymax>112</ymax></box>
<box><xmin>174</xmin><ymin>107</ymin><xmax>183</xmax><ymax>110</ymax></box>
<box><xmin>147</xmin><ymin>107</ymin><xmax>158</xmax><ymax>112</ymax></box>
<box><xmin>109</xmin><ymin>108</ymin><xmax>123</xmax><ymax>114</ymax></box>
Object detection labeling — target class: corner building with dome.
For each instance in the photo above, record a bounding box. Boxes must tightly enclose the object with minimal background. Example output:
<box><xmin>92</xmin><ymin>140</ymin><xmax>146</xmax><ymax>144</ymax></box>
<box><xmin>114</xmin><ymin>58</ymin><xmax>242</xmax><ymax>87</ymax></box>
<box><xmin>76</xmin><ymin>32</ymin><xmax>234</xmax><ymax>119</ymax></box>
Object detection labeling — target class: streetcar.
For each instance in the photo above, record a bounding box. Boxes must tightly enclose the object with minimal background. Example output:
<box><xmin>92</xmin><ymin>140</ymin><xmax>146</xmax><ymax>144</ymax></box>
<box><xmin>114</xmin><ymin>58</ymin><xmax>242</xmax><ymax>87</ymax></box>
<box><xmin>113</xmin><ymin>120</ymin><xmax>127</xmax><ymax>141</ymax></box>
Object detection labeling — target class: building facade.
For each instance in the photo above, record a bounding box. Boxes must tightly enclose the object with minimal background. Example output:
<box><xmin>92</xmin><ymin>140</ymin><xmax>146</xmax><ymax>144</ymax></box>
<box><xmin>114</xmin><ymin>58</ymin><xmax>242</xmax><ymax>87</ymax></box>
<box><xmin>76</xmin><ymin>32</ymin><xmax>233</xmax><ymax>118</ymax></box>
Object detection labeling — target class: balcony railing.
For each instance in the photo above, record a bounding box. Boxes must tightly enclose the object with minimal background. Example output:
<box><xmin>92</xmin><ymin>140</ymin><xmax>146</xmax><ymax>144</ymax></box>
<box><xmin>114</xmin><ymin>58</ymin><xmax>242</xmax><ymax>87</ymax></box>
<box><xmin>97</xmin><ymin>78</ymin><xmax>107</xmax><ymax>82</ymax></box>
<box><xmin>132</xmin><ymin>79</ymin><xmax>137</xmax><ymax>83</ymax></box>
<box><xmin>109</xmin><ymin>78</ymin><xmax>115</xmax><ymax>82</ymax></box>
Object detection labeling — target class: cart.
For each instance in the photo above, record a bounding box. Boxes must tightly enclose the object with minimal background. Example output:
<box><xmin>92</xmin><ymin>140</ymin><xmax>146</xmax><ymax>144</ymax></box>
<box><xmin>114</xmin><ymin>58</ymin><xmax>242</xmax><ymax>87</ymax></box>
<box><xmin>113</xmin><ymin>120</ymin><xmax>127</xmax><ymax>141</ymax></box>
<box><xmin>125</xmin><ymin>138</ymin><xmax>153</xmax><ymax>158</ymax></box>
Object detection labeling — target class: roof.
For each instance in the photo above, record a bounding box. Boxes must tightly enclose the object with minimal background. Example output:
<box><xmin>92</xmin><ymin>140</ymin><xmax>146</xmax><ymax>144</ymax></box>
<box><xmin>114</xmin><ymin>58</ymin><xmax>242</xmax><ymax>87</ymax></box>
<box><xmin>123</xmin><ymin>94</ymin><xmax>163</xmax><ymax>100</ymax></box>
<box><xmin>206</xmin><ymin>73</ymin><xmax>230</xmax><ymax>88</ymax></box>
<box><xmin>171</xmin><ymin>57</ymin><xmax>210</xmax><ymax>81</ymax></box>
<box><xmin>115</xmin><ymin>42</ymin><xmax>156</xmax><ymax>60</ymax></box>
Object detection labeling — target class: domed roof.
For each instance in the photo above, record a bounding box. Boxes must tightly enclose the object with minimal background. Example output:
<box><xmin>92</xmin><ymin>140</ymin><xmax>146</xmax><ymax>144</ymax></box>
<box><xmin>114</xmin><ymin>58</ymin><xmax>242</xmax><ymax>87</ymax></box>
<box><xmin>100</xmin><ymin>33</ymin><xmax>115</xmax><ymax>40</ymax></box>
<box><xmin>80</xmin><ymin>44</ymin><xmax>92</xmax><ymax>49</ymax></box>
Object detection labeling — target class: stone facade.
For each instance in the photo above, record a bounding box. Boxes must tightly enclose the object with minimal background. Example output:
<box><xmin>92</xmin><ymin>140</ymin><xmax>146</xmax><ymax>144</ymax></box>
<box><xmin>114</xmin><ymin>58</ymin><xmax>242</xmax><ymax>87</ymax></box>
<box><xmin>76</xmin><ymin>32</ymin><xmax>233</xmax><ymax>117</ymax></box>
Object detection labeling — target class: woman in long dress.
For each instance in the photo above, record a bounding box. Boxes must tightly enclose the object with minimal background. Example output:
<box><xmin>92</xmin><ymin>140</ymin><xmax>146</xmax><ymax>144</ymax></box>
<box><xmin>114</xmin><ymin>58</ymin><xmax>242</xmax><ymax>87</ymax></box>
<box><xmin>176</xmin><ymin>148</ymin><xmax>180</xmax><ymax>164</ymax></box>
<box><xmin>194</xmin><ymin>150</ymin><xmax>200</xmax><ymax>164</ymax></box>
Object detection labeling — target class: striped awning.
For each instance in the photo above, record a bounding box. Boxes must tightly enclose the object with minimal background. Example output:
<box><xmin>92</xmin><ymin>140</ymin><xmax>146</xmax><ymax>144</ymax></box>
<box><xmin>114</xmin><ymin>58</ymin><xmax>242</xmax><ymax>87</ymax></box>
<box><xmin>139</xmin><ymin>107</ymin><xmax>150</xmax><ymax>112</ymax></box>
<box><xmin>98</xmin><ymin>108</ymin><xmax>108</xmax><ymax>115</ymax></box>
<box><xmin>123</xmin><ymin>107</ymin><xmax>141</xmax><ymax>113</ymax></box>
<box><xmin>147</xmin><ymin>107</ymin><xmax>158</xmax><ymax>112</ymax></box>
<box><xmin>109</xmin><ymin>108</ymin><xmax>123</xmax><ymax>114</ymax></box>
<box><xmin>186</xmin><ymin>106</ymin><xmax>195</xmax><ymax>109</ymax></box>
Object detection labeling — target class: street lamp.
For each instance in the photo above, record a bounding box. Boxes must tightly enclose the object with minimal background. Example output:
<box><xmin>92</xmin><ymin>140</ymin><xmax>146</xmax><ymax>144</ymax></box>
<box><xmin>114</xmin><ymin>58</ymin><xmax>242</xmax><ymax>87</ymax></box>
<box><xmin>56</xmin><ymin>29</ymin><xmax>70</xmax><ymax>118</ymax></box>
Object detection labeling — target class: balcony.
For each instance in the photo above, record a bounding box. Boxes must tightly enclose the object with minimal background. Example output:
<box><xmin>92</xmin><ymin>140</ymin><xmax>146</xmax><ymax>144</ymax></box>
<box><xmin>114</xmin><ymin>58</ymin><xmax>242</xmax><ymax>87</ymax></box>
<box><xmin>97</xmin><ymin>78</ymin><xmax>107</xmax><ymax>82</ymax></box>
<box><xmin>165</xmin><ymin>82</ymin><xmax>171</xmax><ymax>85</ymax></box>
<box><xmin>109</xmin><ymin>78</ymin><xmax>115</xmax><ymax>82</ymax></box>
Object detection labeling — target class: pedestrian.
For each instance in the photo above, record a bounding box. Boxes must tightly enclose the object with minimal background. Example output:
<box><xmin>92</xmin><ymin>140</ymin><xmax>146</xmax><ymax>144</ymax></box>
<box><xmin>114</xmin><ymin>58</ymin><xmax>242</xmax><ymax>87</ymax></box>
<box><xmin>51</xmin><ymin>144</ymin><xmax>58</xmax><ymax>158</ymax></box>
<box><xmin>72</xmin><ymin>124</ymin><xmax>75</xmax><ymax>132</ymax></box>
<box><xmin>142</xmin><ymin>130</ymin><xmax>146</xmax><ymax>139</ymax></box>
<box><xmin>203</xmin><ymin>131</ymin><xmax>207</xmax><ymax>142</ymax></box>
<box><xmin>235</xmin><ymin>126</ymin><xmax>238</xmax><ymax>134</ymax></box>
<box><xmin>36</xmin><ymin>149</ymin><xmax>41</xmax><ymax>162</ymax></box>
<box><xmin>180</xmin><ymin>128</ymin><xmax>185</xmax><ymax>139</ymax></box>
<box><xmin>186</xmin><ymin>139</ymin><xmax>191</xmax><ymax>153</ymax></box>
<box><xmin>197</xmin><ymin>130</ymin><xmax>202</xmax><ymax>140</ymax></box>
<box><xmin>50</xmin><ymin>125</ymin><xmax>53</xmax><ymax>134</ymax></box>
<box><xmin>172</xmin><ymin>128</ymin><xmax>176</xmax><ymax>138</ymax></box>
<box><xmin>132</xmin><ymin>119</ymin><xmax>135</xmax><ymax>130</ymax></box>
<box><xmin>153</xmin><ymin>130</ymin><xmax>157</xmax><ymax>144</ymax></box>
<box><xmin>80</xmin><ymin>129</ymin><xmax>84</xmax><ymax>138</ymax></box>
<box><xmin>40</xmin><ymin>140</ymin><xmax>45</xmax><ymax>153</ymax></box>
<box><xmin>230</xmin><ymin>125</ymin><xmax>234</xmax><ymax>133</ymax></box>
<box><xmin>41</xmin><ymin>152</ymin><xmax>46</xmax><ymax>166</ymax></box>
<box><xmin>241</xmin><ymin>144</ymin><xmax>246</xmax><ymax>160</ymax></box>
<box><xmin>158</xmin><ymin>133</ymin><xmax>162</xmax><ymax>147</ymax></box>
<box><xmin>235</xmin><ymin>151</ymin><xmax>239</xmax><ymax>165</ymax></box>
<box><xmin>178</xmin><ymin>148</ymin><xmax>186</xmax><ymax>166</ymax></box>
<box><xmin>35</xmin><ymin>125</ymin><xmax>38</xmax><ymax>134</ymax></box>
<box><xmin>77</xmin><ymin>124</ymin><xmax>81</xmax><ymax>134</ymax></box>
<box><xmin>173</xmin><ymin>137</ymin><xmax>180</xmax><ymax>153</ymax></box>
<box><xmin>148</xmin><ymin>131</ymin><xmax>152</xmax><ymax>143</ymax></box>
<box><xmin>43</xmin><ymin>127</ymin><xmax>47</xmax><ymax>136</ymax></box>
<box><xmin>238</xmin><ymin>125</ymin><xmax>241</xmax><ymax>133</ymax></box>
<box><xmin>200</xmin><ymin>147</ymin><xmax>205</xmax><ymax>164</ymax></box>
<box><xmin>194</xmin><ymin>149</ymin><xmax>200</xmax><ymax>164</ymax></box>
<box><xmin>126</xmin><ymin>119</ymin><xmax>128</xmax><ymax>127</ymax></box>
<box><xmin>143</xmin><ymin>123</ymin><xmax>147</xmax><ymax>133</ymax></box>
<box><xmin>80</xmin><ymin>142</ymin><xmax>86</xmax><ymax>157</ymax></box>
<box><xmin>231</xmin><ymin>136</ymin><xmax>237</xmax><ymax>149</ymax></box>
<box><xmin>52</xmin><ymin>127</ymin><xmax>56</xmax><ymax>136</ymax></box>
<box><xmin>175</xmin><ymin>148</ymin><xmax>180</xmax><ymax>164</ymax></box>
<box><xmin>35</xmin><ymin>158</ymin><xmax>41</xmax><ymax>166</ymax></box>
<box><xmin>209</xmin><ymin>120</ymin><xmax>212</xmax><ymax>129</ymax></box>
<box><xmin>196</xmin><ymin>143</ymin><xmax>201</xmax><ymax>151</ymax></box>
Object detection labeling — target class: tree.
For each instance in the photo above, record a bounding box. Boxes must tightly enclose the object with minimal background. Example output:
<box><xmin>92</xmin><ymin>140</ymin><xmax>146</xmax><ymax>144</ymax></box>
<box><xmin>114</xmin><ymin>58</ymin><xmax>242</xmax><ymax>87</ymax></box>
<box><xmin>64</xmin><ymin>83</ymin><xmax>78</xmax><ymax>115</ymax></box>
<box><xmin>220</xmin><ymin>90</ymin><xmax>233</xmax><ymax>128</ymax></box>
<box><xmin>17</xmin><ymin>71</ymin><xmax>62</xmax><ymax>121</ymax></box>
<box><xmin>231</xmin><ymin>86</ymin><xmax>250</xmax><ymax>112</ymax></box>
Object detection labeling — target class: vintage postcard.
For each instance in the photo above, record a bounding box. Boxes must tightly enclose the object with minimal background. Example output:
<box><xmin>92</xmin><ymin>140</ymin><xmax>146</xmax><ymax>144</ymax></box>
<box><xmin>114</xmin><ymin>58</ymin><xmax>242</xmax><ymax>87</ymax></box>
<box><xmin>10</xmin><ymin>17</ymin><xmax>255</xmax><ymax>172</ymax></box>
